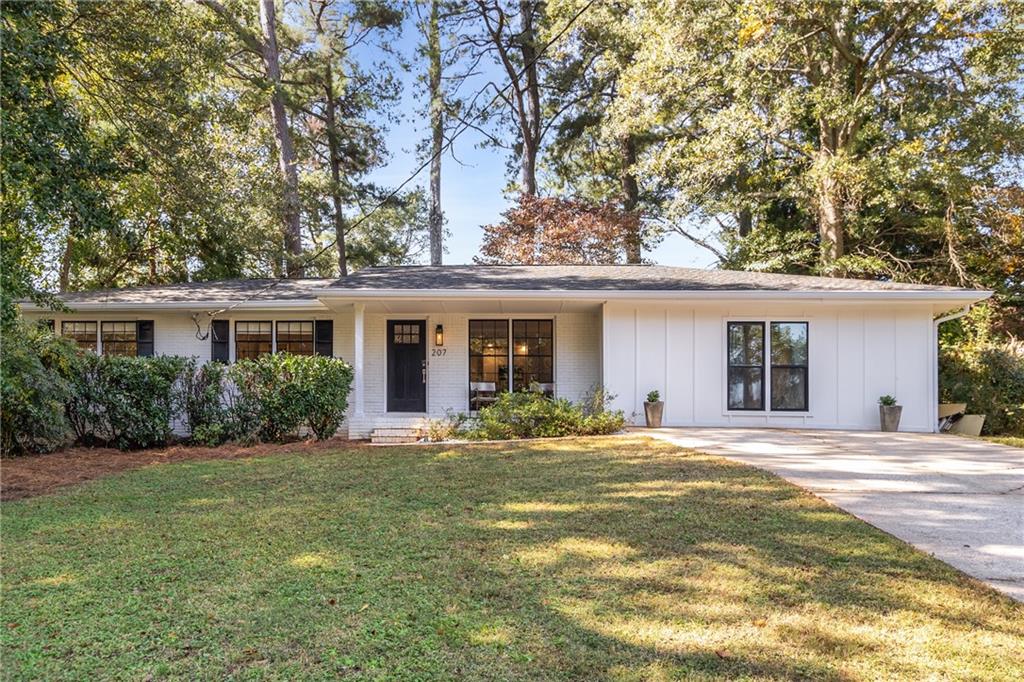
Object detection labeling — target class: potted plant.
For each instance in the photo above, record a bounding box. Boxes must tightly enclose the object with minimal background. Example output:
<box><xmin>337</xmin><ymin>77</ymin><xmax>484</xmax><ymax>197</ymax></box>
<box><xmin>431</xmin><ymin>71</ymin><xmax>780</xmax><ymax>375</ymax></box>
<box><xmin>878</xmin><ymin>395</ymin><xmax>902</xmax><ymax>432</ymax></box>
<box><xmin>644</xmin><ymin>390</ymin><xmax>664</xmax><ymax>428</ymax></box>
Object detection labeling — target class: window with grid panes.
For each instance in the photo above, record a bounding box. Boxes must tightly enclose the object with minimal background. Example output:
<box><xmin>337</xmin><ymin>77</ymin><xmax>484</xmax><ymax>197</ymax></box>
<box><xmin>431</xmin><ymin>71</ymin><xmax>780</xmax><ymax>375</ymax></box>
<box><xmin>469</xmin><ymin>320</ymin><xmax>509</xmax><ymax>395</ymax></box>
<box><xmin>276</xmin><ymin>321</ymin><xmax>314</xmax><ymax>355</ymax></box>
<box><xmin>512</xmin><ymin>319</ymin><xmax>553</xmax><ymax>393</ymax></box>
<box><xmin>235</xmin><ymin>321</ymin><xmax>272</xmax><ymax>360</ymax></box>
<box><xmin>392</xmin><ymin>323</ymin><xmax>421</xmax><ymax>345</ymax></box>
<box><xmin>101</xmin><ymin>321</ymin><xmax>138</xmax><ymax>356</ymax></box>
<box><xmin>61</xmin><ymin>321</ymin><xmax>98</xmax><ymax>352</ymax></box>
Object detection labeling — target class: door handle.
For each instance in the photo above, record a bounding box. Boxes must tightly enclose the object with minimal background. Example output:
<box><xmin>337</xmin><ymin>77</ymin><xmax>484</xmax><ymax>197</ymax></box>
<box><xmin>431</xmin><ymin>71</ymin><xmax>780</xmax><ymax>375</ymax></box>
<box><xmin>422</xmin><ymin>360</ymin><xmax>427</xmax><ymax>384</ymax></box>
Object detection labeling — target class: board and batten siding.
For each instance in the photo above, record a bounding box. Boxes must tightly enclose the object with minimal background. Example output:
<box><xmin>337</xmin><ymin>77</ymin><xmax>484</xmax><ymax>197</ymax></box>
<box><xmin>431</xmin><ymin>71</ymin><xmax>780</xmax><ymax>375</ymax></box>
<box><xmin>601</xmin><ymin>301</ymin><xmax>936</xmax><ymax>432</ymax></box>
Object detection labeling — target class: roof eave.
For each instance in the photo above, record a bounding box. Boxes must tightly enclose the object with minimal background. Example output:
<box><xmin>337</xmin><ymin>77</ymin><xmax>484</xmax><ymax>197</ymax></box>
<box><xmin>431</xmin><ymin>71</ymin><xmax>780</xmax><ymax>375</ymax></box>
<box><xmin>18</xmin><ymin>299</ymin><xmax>328</xmax><ymax>312</ymax></box>
<box><xmin>317</xmin><ymin>287</ymin><xmax>992</xmax><ymax>302</ymax></box>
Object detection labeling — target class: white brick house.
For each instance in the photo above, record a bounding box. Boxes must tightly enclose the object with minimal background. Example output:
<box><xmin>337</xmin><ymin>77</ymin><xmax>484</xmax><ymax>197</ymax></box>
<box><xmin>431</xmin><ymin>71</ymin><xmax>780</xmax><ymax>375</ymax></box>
<box><xmin>22</xmin><ymin>265</ymin><xmax>989</xmax><ymax>437</ymax></box>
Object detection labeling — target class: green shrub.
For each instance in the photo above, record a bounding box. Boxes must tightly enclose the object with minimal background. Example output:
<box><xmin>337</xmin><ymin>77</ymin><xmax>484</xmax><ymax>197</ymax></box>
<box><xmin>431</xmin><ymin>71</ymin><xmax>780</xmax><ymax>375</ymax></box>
<box><xmin>941</xmin><ymin>336</ymin><xmax>1024</xmax><ymax>436</ymax></box>
<box><xmin>227</xmin><ymin>353</ymin><xmax>353</xmax><ymax>442</ymax></box>
<box><xmin>0</xmin><ymin>321</ymin><xmax>75</xmax><ymax>455</ymax></box>
<box><xmin>465</xmin><ymin>389</ymin><xmax>626</xmax><ymax>441</ymax></box>
<box><xmin>59</xmin><ymin>353</ymin><xmax>188</xmax><ymax>450</ymax></box>
<box><xmin>939</xmin><ymin>305</ymin><xmax>1024</xmax><ymax>435</ymax></box>
<box><xmin>424</xmin><ymin>410</ymin><xmax>470</xmax><ymax>442</ymax></box>
<box><xmin>180</xmin><ymin>359</ymin><xmax>233</xmax><ymax>446</ymax></box>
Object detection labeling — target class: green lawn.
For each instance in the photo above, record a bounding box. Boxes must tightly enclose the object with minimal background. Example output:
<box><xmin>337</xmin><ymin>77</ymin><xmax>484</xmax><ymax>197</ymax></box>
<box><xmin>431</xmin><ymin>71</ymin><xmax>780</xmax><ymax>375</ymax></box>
<box><xmin>3</xmin><ymin>437</ymin><xmax>1022</xmax><ymax>681</ymax></box>
<box><xmin>982</xmin><ymin>435</ymin><xmax>1024</xmax><ymax>448</ymax></box>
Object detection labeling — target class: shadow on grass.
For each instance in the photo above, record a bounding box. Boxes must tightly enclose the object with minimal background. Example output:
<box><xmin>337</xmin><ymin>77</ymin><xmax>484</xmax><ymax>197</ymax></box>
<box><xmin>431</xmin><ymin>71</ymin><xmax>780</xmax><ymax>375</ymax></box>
<box><xmin>3</xmin><ymin>436</ymin><xmax>1021</xmax><ymax>680</ymax></box>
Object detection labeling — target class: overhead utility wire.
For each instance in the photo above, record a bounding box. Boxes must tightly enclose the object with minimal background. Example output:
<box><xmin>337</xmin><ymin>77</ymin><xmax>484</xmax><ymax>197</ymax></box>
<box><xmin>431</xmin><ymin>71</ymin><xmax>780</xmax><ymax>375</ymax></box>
<box><xmin>193</xmin><ymin>0</ymin><xmax>599</xmax><ymax>340</ymax></box>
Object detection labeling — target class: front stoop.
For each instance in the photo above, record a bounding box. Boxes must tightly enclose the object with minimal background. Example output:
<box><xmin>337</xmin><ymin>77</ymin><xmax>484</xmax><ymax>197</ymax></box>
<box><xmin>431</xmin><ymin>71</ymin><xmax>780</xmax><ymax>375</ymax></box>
<box><xmin>370</xmin><ymin>427</ymin><xmax>423</xmax><ymax>445</ymax></box>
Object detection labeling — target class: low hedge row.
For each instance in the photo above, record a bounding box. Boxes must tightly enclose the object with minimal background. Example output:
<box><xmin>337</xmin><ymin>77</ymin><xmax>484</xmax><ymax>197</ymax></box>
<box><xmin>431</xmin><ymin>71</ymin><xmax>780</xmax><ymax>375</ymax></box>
<box><xmin>1</xmin><ymin>320</ymin><xmax>354</xmax><ymax>455</ymax></box>
<box><xmin>425</xmin><ymin>388</ymin><xmax>626</xmax><ymax>442</ymax></box>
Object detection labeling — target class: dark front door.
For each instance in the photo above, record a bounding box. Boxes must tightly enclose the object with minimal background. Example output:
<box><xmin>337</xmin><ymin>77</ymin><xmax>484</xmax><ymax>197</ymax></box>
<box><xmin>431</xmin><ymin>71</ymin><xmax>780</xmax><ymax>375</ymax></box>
<box><xmin>387</xmin><ymin>320</ymin><xmax>426</xmax><ymax>412</ymax></box>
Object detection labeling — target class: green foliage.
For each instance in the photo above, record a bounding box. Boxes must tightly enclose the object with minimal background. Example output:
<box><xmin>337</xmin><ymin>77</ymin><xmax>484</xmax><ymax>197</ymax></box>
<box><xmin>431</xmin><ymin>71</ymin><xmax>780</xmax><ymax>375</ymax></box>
<box><xmin>940</xmin><ymin>308</ymin><xmax>1024</xmax><ymax>436</ymax></box>
<box><xmin>878</xmin><ymin>395</ymin><xmax>897</xmax><ymax>407</ymax></box>
<box><xmin>0</xmin><ymin>322</ymin><xmax>76</xmax><ymax>455</ymax></box>
<box><xmin>227</xmin><ymin>354</ymin><xmax>354</xmax><ymax>443</ymax></box>
<box><xmin>180</xmin><ymin>359</ymin><xmax>233</xmax><ymax>447</ymax></box>
<box><xmin>464</xmin><ymin>390</ymin><xmax>626</xmax><ymax>441</ymax></box>
<box><xmin>645</xmin><ymin>390</ymin><xmax>660</xmax><ymax>404</ymax></box>
<box><xmin>61</xmin><ymin>354</ymin><xmax>188</xmax><ymax>450</ymax></box>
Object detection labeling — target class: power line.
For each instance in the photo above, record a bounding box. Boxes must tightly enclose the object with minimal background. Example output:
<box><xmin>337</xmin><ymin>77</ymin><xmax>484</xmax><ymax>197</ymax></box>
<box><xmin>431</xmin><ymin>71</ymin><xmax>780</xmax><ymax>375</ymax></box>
<box><xmin>194</xmin><ymin>0</ymin><xmax>598</xmax><ymax>338</ymax></box>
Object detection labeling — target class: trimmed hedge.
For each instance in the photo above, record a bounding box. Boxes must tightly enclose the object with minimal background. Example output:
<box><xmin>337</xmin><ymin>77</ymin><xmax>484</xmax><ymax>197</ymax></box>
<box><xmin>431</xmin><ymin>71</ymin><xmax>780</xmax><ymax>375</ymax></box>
<box><xmin>425</xmin><ymin>388</ymin><xmax>626</xmax><ymax>441</ymax></box>
<box><xmin>0</xmin><ymin>322</ymin><xmax>355</xmax><ymax>454</ymax></box>
<box><xmin>227</xmin><ymin>353</ymin><xmax>354</xmax><ymax>443</ymax></box>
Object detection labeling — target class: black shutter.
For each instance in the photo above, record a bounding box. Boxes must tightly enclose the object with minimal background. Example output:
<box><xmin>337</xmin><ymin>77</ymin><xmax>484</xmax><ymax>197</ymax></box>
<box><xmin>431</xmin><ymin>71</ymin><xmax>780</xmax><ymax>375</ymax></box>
<box><xmin>211</xmin><ymin>320</ymin><xmax>230</xmax><ymax>363</ymax></box>
<box><xmin>136</xmin><ymin>320</ymin><xmax>155</xmax><ymax>357</ymax></box>
<box><xmin>314</xmin><ymin>320</ymin><xmax>333</xmax><ymax>357</ymax></box>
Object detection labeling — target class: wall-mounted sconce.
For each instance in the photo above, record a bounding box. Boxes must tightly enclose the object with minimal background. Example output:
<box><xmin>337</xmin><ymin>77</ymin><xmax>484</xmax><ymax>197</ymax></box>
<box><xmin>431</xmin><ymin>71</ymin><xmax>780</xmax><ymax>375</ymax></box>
<box><xmin>435</xmin><ymin>324</ymin><xmax>444</xmax><ymax>347</ymax></box>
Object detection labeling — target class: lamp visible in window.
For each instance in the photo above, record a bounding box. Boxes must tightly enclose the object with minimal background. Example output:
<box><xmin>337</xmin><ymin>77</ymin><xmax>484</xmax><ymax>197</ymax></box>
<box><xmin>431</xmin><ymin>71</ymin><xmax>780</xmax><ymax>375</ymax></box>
<box><xmin>435</xmin><ymin>324</ymin><xmax>444</xmax><ymax>347</ymax></box>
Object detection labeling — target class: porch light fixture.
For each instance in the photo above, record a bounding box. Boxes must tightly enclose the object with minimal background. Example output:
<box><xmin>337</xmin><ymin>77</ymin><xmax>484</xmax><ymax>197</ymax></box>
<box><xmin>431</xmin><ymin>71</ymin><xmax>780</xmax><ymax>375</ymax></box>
<box><xmin>435</xmin><ymin>324</ymin><xmax>444</xmax><ymax>346</ymax></box>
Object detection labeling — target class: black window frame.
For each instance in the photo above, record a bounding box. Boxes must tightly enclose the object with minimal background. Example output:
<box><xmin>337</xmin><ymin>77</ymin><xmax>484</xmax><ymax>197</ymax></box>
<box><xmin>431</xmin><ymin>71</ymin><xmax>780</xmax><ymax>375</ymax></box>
<box><xmin>468</xmin><ymin>319</ymin><xmax>510</xmax><ymax>407</ymax></box>
<box><xmin>100</xmin><ymin>321</ymin><xmax>139</xmax><ymax>357</ymax></box>
<box><xmin>512</xmin><ymin>319</ymin><xmax>554</xmax><ymax>394</ymax></box>
<box><xmin>275</xmin><ymin>320</ymin><xmax>315</xmax><ymax>356</ymax></box>
<box><xmin>726</xmin><ymin>321</ymin><xmax>765</xmax><ymax>411</ymax></box>
<box><xmin>314</xmin><ymin>320</ymin><xmax>333</xmax><ymax>357</ymax></box>
<box><xmin>61</xmin><ymin>320</ymin><xmax>98</xmax><ymax>352</ymax></box>
<box><xmin>769</xmin><ymin>321</ymin><xmax>809</xmax><ymax>412</ymax></box>
<box><xmin>211</xmin><ymin>319</ymin><xmax>230</xmax><ymax>363</ymax></box>
<box><xmin>235</xmin><ymin>320</ymin><xmax>273</xmax><ymax>360</ymax></box>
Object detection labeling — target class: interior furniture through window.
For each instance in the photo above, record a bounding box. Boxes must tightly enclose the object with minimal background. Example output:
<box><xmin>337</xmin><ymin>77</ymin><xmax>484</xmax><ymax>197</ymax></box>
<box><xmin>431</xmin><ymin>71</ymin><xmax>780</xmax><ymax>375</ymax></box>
<box><xmin>61</xmin><ymin>321</ymin><xmax>98</xmax><ymax>352</ymax></box>
<box><xmin>469</xmin><ymin>320</ymin><xmax>509</xmax><ymax>407</ymax></box>
<box><xmin>770</xmin><ymin>322</ymin><xmax>808</xmax><ymax>411</ymax></box>
<box><xmin>235</xmin><ymin>321</ymin><xmax>272</xmax><ymax>360</ymax></box>
<box><xmin>727</xmin><ymin>321</ymin><xmax>765</xmax><ymax>410</ymax></box>
<box><xmin>276</xmin><ymin>321</ymin><xmax>314</xmax><ymax>355</ymax></box>
<box><xmin>512</xmin><ymin>319</ymin><xmax>554</xmax><ymax>395</ymax></box>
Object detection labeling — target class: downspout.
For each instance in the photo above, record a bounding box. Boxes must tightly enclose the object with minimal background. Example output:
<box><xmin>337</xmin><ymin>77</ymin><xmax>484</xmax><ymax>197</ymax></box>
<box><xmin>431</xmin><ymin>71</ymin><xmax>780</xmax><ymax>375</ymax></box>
<box><xmin>932</xmin><ymin>305</ymin><xmax>971</xmax><ymax>432</ymax></box>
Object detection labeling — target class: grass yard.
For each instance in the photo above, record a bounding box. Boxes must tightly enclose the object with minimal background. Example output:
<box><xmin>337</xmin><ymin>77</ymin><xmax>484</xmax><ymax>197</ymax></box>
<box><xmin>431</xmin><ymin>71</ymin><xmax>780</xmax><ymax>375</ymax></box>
<box><xmin>3</xmin><ymin>437</ymin><xmax>1022</xmax><ymax>681</ymax></box>
<box><xmin>982</xmin><ymin>435</ymin><xmax>1024</xmax><ymax>448</ymax></box>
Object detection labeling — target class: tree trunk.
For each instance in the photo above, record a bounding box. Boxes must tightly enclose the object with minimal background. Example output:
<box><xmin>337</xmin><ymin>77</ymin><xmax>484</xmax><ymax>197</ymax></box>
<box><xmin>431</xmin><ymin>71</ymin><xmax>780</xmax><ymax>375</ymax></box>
<box><xmin>59</xmin><ymin>233</ymin><xmax>73</xmax><ymax>293</ymax></box>
<box><xmin>518</xmin><ymin>0</ymin><xmax>540</xmax><ymax>197</ymax></box>
<box><xmin>737</xmin><ymin>209</ymin><xmax>753</xmax><ymax>237</ymax></box>
<box><xmin>147</xmin><ymin>214</ymin><xmax>158</xmax><ymax>283</ymax></box>
<box><xmin>815</xmin><ymin>120</ymin><xmax>845</xmax><ymax>266</ymax></box>
<box><xmin>258</xmin><ymin>0</ymin><xmax>303</xmax><ymax>278</ymax></box>
<box><xmin>427</xmin><ymin>0</ymin><xmax>443</xmax><ymax>266</ymax></box>
<box><xmin>323</xmin><ymin>62</ymin><xmax>348</xmax><ymax>276</ymax></box>
<box><xmin>620</xmin><ymin>134</ymin><xmax>641</xmax><ymax>263</ymax></box>
<box><xmin>816</xmin><ymin>166</ymin><xmax>845</xmax><ymax>265</ymax></box>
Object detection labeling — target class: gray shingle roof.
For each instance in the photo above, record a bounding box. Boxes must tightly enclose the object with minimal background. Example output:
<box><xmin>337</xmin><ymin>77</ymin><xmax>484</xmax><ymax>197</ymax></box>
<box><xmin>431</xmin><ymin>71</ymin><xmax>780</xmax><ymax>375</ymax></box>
<box><xmin>33</xmin><ymin>265</ymin><xmax>981</xmax><ymax>308</ymax></box>
<box><xmin>50</xmin><ymin>279</ymin><xmax>334</xmax><ymax>304</ymax></box>
<box><xmin>327</xmin><ymin>265</ymin><xmax>971</xmax><ymax>293</ymax></box>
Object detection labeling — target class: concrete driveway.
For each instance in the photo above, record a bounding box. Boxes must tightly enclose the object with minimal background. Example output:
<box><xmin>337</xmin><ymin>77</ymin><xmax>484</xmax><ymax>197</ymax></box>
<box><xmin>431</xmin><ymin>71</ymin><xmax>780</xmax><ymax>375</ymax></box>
<box><xmin>644</xmin><ymin>428</ymin><xmax>1024</xmax><ymax>601</ymax></box>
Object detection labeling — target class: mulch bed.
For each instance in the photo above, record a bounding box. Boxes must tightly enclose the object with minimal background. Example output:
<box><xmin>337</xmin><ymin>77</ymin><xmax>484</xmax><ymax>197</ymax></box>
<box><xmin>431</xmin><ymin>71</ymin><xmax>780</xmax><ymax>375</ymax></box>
<box><xmin>1</xmin><ymin>438</ymin><xmax>366</xmax><ymax>502</ymax></box>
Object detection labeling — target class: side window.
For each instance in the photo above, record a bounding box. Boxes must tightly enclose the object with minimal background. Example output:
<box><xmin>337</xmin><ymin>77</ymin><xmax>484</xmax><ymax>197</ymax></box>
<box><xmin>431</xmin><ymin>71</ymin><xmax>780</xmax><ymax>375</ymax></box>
<box><xmin>727</xmin><ymin>322</ymin><xmax>764</xmax><ymax>410</ymax></box>
<box><xmin>211</xmin><ymin>320</ymin><xmax>230</xmax><ymax>363</ymax></box>
<box><xmin>62</xmin><ymin>321</ymin><xmax>98</xmax><ymax>352</ymax></box>
<box><xmin>770</xmin><ymin>322</ymin><xmax>808</xmax><ymax>411</ymax></box>
<box><xmin>235</xmin><ymin>321</ymin><xmax>272</xmax><ymax>360</ymax></box>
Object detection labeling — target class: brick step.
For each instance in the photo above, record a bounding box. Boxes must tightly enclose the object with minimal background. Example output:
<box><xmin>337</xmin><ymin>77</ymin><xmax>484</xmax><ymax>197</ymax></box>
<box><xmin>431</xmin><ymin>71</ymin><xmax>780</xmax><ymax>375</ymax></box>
<box><xmin>370</xmin><ymin>427</ymin><xmax>423</xmax><ymax>445</ymax></box>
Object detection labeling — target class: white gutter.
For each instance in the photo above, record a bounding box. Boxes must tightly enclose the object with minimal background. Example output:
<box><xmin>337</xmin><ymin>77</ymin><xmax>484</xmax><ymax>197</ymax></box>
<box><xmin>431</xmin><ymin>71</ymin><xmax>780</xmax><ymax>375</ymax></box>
<box><xmin>19</xmin><ymin>299</ymin><xmax>327</xmax><ymax>312</ymax></box>
<box><xmin>931</xmin><ymin>304</ymin><xmax>973</xmax><ymax>432</ymax></box>
<box><xmin>317</xmin><ymin>287</ymin><xmax>991</xmax><ymax>302</ymax></box>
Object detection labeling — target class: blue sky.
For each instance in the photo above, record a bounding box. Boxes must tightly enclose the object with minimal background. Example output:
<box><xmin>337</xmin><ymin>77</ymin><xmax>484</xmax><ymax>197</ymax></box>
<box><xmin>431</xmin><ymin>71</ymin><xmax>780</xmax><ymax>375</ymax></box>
<box><xmin>362</xmin><ymin>13</ymin><xmax>719</xmax><ymax>269</ymax></box>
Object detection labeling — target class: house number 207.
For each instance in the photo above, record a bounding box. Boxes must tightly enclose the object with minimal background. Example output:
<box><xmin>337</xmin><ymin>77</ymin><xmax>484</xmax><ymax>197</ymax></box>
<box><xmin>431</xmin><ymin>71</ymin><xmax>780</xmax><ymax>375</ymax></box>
<box><xmin>431</xmin><ymin>348</ymin><xmax>447</xmax><ymax>357</ymax></box>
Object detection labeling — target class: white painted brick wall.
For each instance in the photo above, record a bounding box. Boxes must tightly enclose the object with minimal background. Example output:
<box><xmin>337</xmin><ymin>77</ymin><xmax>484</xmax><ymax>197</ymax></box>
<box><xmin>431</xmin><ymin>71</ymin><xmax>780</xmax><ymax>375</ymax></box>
<box><xmin>28</xmin><ymin>308</ymin><xmax>604</xmax><ymax>440</ymax></box>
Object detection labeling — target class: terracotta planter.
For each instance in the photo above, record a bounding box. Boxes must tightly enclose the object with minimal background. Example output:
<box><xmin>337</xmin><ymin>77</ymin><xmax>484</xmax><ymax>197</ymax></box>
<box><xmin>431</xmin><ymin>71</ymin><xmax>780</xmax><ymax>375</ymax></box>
<box><xmin>879</xmin><ymin>405</ymin><xmax>902</xmax><ymax>432</ymax></box>
<box><xmin>644</xmin><ymin>401</ymin><xmax>664</xmax><ymax>428</ymax></box>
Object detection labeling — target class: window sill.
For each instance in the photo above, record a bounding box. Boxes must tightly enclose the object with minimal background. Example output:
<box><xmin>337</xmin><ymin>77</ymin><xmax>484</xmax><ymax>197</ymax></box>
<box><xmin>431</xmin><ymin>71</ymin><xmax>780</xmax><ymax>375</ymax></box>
<box><xmin>722</xmin><ymin>411</ymin><xmax>813</xmax><ymax>418</ymax></box>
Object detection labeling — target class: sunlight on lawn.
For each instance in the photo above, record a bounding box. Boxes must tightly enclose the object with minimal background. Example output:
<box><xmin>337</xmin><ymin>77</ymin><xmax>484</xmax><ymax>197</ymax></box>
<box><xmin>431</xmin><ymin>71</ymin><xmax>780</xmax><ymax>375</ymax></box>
<box><xmin>2</xmin><ymin>436</ymin><xmax>1021</xmax><ymax>680</ymax></box>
